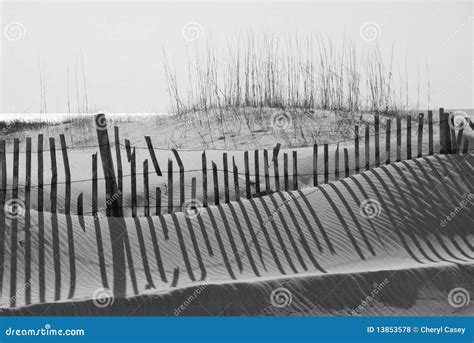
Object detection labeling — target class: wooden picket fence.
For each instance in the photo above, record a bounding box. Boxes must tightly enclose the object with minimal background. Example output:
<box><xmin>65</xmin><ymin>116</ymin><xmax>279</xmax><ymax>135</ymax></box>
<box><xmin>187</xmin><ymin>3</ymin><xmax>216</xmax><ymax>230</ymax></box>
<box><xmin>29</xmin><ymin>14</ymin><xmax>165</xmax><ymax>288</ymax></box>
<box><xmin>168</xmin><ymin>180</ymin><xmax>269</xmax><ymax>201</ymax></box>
<box><xmin>0</xmin><ymin>108</ymin><xmax>471</xmax><ymax>218</ymax></box>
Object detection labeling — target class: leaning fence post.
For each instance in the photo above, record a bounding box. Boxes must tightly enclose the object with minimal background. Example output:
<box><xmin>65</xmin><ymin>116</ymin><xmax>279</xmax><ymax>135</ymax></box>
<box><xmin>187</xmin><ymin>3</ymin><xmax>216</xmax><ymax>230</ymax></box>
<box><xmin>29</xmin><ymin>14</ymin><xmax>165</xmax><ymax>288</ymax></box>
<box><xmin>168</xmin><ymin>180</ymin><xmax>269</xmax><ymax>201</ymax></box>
<box><xmin>145</xmin><ymin>136</ymin><xmax>162</xmax><ymax>176</ymax></box>
<box><xmin>172</xmin><ymin>149</ymin><xmax>185</xmax><ymax>209</ymax></box>
<box><xmin>95</xmin><ymin>113</ymin><xmax>120</xmax><ymax>217</ymax></box>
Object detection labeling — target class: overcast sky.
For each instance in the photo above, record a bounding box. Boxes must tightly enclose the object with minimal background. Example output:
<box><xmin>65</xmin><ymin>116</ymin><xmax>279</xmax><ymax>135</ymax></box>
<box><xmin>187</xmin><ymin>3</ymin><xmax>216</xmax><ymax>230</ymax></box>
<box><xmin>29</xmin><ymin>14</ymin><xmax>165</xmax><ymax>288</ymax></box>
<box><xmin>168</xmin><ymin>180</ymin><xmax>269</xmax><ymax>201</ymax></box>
<box><xmin>1</xmin><ymin>0</ymin><xmax>472</xmax><ymax>114</ymax></box>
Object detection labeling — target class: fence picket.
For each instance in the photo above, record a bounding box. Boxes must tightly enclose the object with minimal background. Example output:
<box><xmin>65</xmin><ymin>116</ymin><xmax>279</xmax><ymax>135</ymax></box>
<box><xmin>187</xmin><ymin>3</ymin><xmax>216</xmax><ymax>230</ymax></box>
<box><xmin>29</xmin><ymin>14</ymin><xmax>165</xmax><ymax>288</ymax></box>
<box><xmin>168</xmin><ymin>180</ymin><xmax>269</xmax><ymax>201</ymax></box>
<box><xmin>386</xmin><ymin>119</ymin><xmax>391</xmax><ymax>165</ymax></box>
<box><xmin>244</xmin><ymin>151</ymin><xmax>251</xmax><ymax>199</ymax></box>
<box><xmin>49</xmin><ymin>138</ymin><xmax>57</xmax><ymax>213</ymax></box>
<box><xmin>418</xmin><ymin>113</ymin><xmax>424</xmax><ymax>158</ymax></box>
<box><xmin>212</xmin><ymin>161</ymin><xmax>219</xmax><ymax>205</ymax></box>
<box><xmin>60</xmin><ymin>134</ymin><xmax>71</xmax><ymax>214</ymax></box>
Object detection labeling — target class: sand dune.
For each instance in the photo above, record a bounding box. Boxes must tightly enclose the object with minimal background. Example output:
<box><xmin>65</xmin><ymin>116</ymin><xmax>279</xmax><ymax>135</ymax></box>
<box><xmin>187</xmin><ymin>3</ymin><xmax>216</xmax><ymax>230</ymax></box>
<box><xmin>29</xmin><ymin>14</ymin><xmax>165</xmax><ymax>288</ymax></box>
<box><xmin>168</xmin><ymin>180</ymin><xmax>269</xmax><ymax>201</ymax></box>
<box><xmin>0</xmin><ymin>154</ymin><xmax>472</xmax><ymax>315</ymax></box>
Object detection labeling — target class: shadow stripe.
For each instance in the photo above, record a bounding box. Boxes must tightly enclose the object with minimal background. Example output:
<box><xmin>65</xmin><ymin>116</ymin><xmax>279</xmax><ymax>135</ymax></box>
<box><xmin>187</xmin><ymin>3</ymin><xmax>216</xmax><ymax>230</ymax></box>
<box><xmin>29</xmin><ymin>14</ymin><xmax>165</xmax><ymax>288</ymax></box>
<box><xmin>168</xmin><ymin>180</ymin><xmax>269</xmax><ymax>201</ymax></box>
<box><xmin>170</xmin><ymin>213</ymin><xmax>196</xmax><ymax>282</ymax></box>
<box><xmin>216</xmin><ymin>206</ymin><xmax>243</xmax><ymax>273</ymax></box>
<box><xmin>327</xmin><ymin>184</ymin><xmax>376</xmax><ymax>256</ymax></box>
<box><xmin>318</xmin><ymin>187</ymin><xmax>366</xmax><ymax>260</ymax></box>
<box><xmin>236</xmin><ymin>201</ymin><xmax>266</xmax><ymax>271</ymax></box>
<box><xmin>205</xmin><ymin>208</ymin><xmax>236</xmax><ymax>280</ymax></box>
<box><xmin>358</xmin><ymin>172</ymin><xmax>427</xmax><ymax>264</ymax></box>
<box><xmin>285</xmin><ymin>192</ymin><xmax>323</xmax><ymax>253</ymax></box>
<box><xmin>133</xmin><ymin>217</ymin><xmax>155</xmax><ymax>289</ymax></box>
<box><xmin>248</xmin><ymin>198</ymin><xmax>286</xmax><ymax>274</ymax></box>
<box><xmin>295</xmin><ymin>190</ymin><xmax>335</xmax><ymax>254</ymax></box>
<box><xmin>268</xmin><ymin>194</ymin><xmax>307</xmax><ymax>271</ymax></box>
<box><xmin>197</xmin><ymin>215</ymin><xmax>213</xmax><ymax>256</ymax></box>
<box><xmin>274</xmin><ymin>192</ymin><xmax>326</xmax><ymax>273</ymax></box>
<box><xmin>184</xmin><ymin>216</ymin><xmax>207</xmax><ymax>280</ymax></box>
<box><xmin>227</xmin><ymin>202</ymin><xmax>261</xmax><ymax>277</ymax></box>
<box><xmin>146</xmin><ymin>217</ymin><xmax>167</xmax><ymax>283</ymax></box>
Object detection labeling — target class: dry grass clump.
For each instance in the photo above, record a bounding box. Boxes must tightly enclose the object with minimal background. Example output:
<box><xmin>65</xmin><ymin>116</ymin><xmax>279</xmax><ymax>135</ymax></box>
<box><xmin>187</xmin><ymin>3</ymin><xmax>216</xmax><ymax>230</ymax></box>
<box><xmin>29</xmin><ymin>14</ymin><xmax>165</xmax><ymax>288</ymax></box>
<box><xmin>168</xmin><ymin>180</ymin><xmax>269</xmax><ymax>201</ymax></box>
<box><xmin>164</xmin><ymin>32</ymin><xmax>416</xmax><ymax>117</ymax></box>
